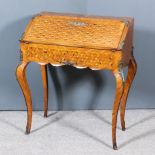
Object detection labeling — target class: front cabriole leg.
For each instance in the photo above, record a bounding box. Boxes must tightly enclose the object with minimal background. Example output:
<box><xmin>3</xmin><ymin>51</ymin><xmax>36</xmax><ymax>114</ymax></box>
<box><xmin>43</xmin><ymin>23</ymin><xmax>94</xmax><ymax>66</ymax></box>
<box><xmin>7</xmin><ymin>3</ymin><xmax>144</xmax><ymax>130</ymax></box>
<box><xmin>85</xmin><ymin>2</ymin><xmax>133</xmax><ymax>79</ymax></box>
<box><xmin>112</xmin><ymin>67</ymin><xmax>124</xmax><ymax>150</ymax></box>
<box><xmin>16</xmin><ymin>62</ymin><xmax>32</xmax><ymax>134</ymax></box>
<box><xmin>120</xmin><ymin>56</ymin><xmax>137</xmax><ymax>131</ymax></box>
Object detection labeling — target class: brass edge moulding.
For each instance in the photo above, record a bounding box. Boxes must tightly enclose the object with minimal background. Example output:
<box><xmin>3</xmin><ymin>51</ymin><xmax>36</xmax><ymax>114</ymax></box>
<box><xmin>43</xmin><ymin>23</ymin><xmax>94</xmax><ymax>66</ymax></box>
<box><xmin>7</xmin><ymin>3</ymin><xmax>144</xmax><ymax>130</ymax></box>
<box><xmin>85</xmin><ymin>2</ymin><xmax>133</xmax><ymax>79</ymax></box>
<box><xmin>120</xmin><ymin>19</ymin><xmax>129</xmax><ymax>26</ymax></box>
<box><xmin>19</xmin><ymin>50</ymin><xmax>23</xmax><ymax>62</ymax></box>
<box><xmin>118</xmin><ymin>41</ymin><xmax>125</xmax><ymax>50</ymax></box>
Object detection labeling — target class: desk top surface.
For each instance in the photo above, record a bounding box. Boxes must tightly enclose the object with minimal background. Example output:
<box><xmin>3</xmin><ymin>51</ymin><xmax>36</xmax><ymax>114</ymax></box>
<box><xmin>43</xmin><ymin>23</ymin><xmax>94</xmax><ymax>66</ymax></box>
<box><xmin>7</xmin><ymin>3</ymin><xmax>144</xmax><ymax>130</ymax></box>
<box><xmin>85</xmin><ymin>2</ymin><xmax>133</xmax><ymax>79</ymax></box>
<box><xmin>21</xmin><ymin>12</ymin><xmax>132</xmax><ymax>50</ymax></box>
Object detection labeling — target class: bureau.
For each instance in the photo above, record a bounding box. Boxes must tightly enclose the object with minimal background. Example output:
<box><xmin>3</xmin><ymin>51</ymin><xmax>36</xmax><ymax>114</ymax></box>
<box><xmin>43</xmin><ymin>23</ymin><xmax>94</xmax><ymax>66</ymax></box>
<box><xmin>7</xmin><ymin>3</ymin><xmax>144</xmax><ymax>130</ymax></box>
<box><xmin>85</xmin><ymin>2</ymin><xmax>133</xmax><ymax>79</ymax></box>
<box><xmin>16</xmin><ymin>12</ymin><xmax>137</xmax><ymax>150</ymax></box>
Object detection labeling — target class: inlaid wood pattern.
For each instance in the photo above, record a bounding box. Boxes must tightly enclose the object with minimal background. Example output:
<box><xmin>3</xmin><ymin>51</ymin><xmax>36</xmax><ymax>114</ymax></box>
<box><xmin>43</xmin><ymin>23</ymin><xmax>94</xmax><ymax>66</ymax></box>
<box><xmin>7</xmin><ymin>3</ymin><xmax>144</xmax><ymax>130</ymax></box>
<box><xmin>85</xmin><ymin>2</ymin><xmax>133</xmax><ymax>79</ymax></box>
<box><xmin>21</xmin><ymin>43</ymin><xmax>122</xmax><ymax>70</ymax></box>
<box><xmin>22</xmin><ymin>13</ymin><xmax>126</xmax><ymax>49</ymax></box>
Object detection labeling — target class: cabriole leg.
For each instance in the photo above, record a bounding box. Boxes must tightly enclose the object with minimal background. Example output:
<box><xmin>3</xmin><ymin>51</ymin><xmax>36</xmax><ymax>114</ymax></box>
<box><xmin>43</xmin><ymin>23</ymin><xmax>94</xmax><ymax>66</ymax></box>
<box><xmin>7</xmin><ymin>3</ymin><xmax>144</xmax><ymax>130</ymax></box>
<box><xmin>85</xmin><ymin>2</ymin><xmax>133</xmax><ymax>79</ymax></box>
<box><xmin>16</xmin><ymin>62</ymin><xmax>32</xmax><ymax>134</ymax></box>
<box><xmin>112</xmin><ymin>68</ymin><xmax>124</xmax><ymax>150</ymax></box>
<box><xmin>120</xmin><ymin>57</ymin><xmax>137</xmax><ymax>131</ymax></box>
<box><xmin>40</xmin><ymin>65</ymin><xmax>48</xmax><ymax>117</ymax></box>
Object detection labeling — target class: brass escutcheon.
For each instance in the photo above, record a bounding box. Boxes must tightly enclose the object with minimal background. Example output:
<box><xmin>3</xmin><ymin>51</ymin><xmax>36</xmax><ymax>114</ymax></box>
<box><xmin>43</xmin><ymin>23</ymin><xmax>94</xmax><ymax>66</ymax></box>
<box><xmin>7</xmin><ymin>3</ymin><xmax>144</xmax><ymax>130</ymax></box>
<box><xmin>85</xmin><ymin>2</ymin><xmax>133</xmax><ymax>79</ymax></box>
<box><xmin>68</xmin><ymin>21</ymin><xmax>88</xmax><ymax>26</ymax></box>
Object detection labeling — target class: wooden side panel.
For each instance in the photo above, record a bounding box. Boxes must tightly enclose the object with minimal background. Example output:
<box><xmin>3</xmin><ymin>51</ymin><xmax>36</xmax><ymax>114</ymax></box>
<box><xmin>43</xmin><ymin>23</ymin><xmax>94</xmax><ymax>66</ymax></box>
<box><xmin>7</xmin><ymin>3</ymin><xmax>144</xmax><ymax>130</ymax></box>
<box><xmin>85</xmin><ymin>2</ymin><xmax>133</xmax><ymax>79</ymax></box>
<box><xmin>121</xmin><ymin>18</ymin><xmax>134</xmax><ymax>66</ymax></box>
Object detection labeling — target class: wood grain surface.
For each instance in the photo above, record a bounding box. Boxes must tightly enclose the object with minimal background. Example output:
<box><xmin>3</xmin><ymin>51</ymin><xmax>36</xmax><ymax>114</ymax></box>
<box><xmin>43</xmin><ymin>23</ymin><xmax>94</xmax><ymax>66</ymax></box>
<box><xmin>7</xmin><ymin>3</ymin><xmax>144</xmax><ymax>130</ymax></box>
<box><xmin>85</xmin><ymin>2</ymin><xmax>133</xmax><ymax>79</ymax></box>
<box><xmin>16</xmin><ymin>12</ymin><xmax>137</xmax><ymax>150</ymax></box>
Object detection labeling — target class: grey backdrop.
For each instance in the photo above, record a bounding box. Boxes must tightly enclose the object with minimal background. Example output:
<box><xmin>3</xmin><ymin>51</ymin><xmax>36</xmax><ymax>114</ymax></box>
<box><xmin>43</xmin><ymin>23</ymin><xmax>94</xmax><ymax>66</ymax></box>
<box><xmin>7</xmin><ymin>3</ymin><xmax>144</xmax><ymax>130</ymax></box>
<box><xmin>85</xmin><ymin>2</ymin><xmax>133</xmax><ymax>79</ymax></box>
<box><xmin>0</xmin><ymin>0</ymin><xmax>154</xmax><ymax>110</ymax></box>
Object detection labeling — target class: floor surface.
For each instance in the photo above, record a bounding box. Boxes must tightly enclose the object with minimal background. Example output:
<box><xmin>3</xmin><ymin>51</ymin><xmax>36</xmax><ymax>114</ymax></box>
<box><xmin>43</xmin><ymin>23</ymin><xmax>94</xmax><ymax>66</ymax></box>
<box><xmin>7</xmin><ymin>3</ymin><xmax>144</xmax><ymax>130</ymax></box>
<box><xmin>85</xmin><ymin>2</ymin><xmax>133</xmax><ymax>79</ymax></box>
<box><xmin>0</xmin><ymin>110</ymin><xmax>155</xmax><ymax>155</ymax></box>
